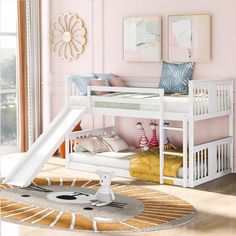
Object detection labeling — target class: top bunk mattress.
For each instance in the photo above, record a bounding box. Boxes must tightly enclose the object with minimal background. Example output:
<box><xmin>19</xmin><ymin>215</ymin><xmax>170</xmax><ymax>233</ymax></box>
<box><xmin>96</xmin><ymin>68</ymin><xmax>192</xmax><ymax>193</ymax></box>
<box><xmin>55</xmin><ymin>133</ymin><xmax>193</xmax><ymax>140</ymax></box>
<box><xmin>69</xmin><ymin>93</ymin><xmax>192</xmax><ymax>113</ymax></box>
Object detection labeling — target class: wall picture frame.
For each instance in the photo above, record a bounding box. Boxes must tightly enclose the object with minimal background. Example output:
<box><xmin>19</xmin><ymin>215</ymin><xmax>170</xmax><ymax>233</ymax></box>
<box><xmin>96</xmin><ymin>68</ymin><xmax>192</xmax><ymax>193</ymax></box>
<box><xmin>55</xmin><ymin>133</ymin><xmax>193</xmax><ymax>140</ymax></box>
<box><xmin>123</xmin><ymin>16</ymin><xmax>162</xmax><ymax>62</ymax></box>
<box><xmin>168</xmin><ymin>14</ymin><xmax>212</xmax><ymax>63</ymax></box>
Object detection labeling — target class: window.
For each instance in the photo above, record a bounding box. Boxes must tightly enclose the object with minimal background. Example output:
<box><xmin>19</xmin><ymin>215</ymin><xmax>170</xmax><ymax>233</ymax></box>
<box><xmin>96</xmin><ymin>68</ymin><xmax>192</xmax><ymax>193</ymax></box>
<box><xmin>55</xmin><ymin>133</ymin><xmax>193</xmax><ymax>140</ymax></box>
<box><xmin>0</xmin><ymin>0</ymin><xmax>18</xmax><ymax>154</ymax></box>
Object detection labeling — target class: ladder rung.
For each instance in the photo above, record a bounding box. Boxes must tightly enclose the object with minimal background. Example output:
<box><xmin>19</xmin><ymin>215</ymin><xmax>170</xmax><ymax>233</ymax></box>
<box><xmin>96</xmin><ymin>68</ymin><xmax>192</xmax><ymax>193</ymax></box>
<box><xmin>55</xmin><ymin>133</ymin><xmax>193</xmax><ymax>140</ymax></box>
<box><xmin>162</xmin><ymin>127</ymin><xmax>183</xmax><ymax>131</ymax></box>
<box><xmin>162</xmin><ymin>176</ymin><xmax>183</xmax><ymax>182</ymax></box>
<box><xmin>163</xmin><ymin>151</ymin><xmax>183</xmax><ymax>157</ymax></box>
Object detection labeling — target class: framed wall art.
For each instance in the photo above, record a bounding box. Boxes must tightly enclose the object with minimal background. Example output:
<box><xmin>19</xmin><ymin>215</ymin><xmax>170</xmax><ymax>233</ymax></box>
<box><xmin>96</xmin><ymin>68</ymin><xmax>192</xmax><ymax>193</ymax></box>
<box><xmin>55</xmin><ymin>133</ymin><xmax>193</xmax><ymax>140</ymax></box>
<box><xmin>123</xmin><ymin>16</ymin><xmax>162</xmax><ymax>62</ymax></box>
<box><xmin>168</xmin><ymin>14</ymin><xmax>211</xmax><ymax>62</ymax></box>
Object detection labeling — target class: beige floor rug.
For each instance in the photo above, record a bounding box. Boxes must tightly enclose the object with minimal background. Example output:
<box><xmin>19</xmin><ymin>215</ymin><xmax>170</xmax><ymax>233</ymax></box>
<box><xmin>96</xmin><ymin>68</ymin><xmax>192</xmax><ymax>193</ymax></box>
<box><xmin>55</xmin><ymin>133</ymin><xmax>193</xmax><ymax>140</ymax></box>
<box><xmin>0</xmin><ymin>177</ymin><xmax>196</xmax><ymax>232</ymax></box>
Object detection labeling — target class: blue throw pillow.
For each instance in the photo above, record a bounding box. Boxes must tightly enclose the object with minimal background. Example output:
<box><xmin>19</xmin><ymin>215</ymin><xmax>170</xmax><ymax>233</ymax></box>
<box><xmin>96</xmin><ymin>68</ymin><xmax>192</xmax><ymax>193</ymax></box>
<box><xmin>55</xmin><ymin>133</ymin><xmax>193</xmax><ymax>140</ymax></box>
<box><xmin>159</xmin><ymin>62</ymin><xmax>195</xmax><ymax>95</ymax></box>
<box><xmin>93</xmin><ymin>73</ymin><xmax>117</xmax><ymax>86</ymax></box>
<box><xmin>70</xmin><ymin>75</ymin><xmax>96</xmax><ymax>95</ymax></box>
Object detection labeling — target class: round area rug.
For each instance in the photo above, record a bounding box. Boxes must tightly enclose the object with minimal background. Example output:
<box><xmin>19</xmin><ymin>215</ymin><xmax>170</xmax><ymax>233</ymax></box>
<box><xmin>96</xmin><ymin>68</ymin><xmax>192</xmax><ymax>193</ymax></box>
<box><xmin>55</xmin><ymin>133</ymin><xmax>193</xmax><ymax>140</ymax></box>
<box><xmin>0</xmin><ymin>177</ymin><xmax>196</xmax><ymax>232</ymax></box>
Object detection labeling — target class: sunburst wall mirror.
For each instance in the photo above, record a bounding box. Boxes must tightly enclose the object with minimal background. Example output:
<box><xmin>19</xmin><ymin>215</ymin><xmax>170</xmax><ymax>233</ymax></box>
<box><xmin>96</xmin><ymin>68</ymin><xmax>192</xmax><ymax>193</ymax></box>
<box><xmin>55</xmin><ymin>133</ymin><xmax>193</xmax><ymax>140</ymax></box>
<box><xmin>51</xmin><ymin>12</ymin><xmax>87</xmax><ymax>61</ymax></box>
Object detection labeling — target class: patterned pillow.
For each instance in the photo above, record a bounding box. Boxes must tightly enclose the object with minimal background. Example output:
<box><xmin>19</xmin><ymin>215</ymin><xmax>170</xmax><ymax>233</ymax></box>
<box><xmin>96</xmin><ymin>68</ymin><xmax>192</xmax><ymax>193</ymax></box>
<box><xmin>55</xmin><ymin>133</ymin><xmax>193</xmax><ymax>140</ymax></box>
<box><xmin>102</xmin><ymin>135</ymin><xmax>129</xmax><ymax>152</ymax></box>
<box><xmin>159</xmin><ymin>62</ymin><xmax>195</xmax><ymax>95</ymax></box>
<box><xmin>78</xmin><ymin>136</ymin><xmax>110</xmax><ymax>154</ymax></box>
<box><xmin>70</xmin><ymin>75</ymin><xmax>96</xmax><ymax>95</ymax></box>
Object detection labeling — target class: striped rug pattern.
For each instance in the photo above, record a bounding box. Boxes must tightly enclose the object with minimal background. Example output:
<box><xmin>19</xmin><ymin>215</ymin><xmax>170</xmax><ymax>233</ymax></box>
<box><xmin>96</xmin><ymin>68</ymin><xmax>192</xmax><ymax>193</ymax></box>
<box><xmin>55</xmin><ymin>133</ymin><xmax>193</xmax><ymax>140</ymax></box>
<box><xmin>0</xmin><ymin>178</ymin><xmax>196</xmax><ymax>232</ymax></box>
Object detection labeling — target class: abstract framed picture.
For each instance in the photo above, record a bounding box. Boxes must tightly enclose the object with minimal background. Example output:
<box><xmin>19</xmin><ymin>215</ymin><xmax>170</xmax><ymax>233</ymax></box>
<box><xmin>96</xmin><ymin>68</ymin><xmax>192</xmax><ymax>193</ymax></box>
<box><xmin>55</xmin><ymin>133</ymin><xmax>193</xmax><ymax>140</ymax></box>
<box><xmin>168</xmin><ymin>14</ymin><xmax>211</xmax><ymax>62</ymax></box>
<box><xmin>123</xmin><ymin>16</ymin><xmax>162</xmax><ymax>62</ymax></box>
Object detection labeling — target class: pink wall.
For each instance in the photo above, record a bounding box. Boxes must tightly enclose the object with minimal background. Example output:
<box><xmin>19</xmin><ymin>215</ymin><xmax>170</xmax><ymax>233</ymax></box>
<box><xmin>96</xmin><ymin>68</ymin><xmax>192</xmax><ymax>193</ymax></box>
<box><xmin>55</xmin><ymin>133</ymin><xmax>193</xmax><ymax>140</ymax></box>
<box><xmin>41</xmin><ymin>0</ymin><xmax>236</xmax><ymax>170</ymax></box>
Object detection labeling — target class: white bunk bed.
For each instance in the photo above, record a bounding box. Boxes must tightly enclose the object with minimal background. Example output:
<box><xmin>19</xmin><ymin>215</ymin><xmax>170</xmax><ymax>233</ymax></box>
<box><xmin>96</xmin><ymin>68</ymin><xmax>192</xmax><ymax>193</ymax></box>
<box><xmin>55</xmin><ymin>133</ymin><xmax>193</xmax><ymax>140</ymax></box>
<box><xmin>65</xmin><ymin>77</ymin><xmax>234</xmax><ymax>188</ymax></box>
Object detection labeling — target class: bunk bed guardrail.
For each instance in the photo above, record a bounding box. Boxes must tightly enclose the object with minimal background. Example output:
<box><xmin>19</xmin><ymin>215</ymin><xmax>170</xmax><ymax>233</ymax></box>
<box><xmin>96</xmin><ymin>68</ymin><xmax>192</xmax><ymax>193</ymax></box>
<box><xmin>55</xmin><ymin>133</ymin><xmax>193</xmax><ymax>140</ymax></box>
<box><xmin>66</xmin><ymin>77</ymin><xmax>233</xmax><ymax>121</ymax></box>
<box><xmin>191</xmin><ymin>137</ymin><xmax>232</xmax><ymax>187</ymax></box>
<box><xmin>189</xmin><ymin>79</ymin><xmax>233</xmax><ymax>120</ymax></box>
<box><xmin>87</xmin><ymin>85</ymin><xmax>164</xmax><ymax>109</ymax></box>
<box><xmin>65</xmin><ymin>126</ymin><xmax>116</xmax><ymax>165</ymax></box>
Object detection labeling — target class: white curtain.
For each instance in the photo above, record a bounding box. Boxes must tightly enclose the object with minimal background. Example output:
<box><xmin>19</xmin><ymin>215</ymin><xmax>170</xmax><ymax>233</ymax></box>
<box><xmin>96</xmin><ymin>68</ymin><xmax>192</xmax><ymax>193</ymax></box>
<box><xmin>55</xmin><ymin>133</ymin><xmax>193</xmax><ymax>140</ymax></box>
<box><xmin>26</xmin><ymin>0</ymin><xmax>41</xmax><ymax>146</ymax></box>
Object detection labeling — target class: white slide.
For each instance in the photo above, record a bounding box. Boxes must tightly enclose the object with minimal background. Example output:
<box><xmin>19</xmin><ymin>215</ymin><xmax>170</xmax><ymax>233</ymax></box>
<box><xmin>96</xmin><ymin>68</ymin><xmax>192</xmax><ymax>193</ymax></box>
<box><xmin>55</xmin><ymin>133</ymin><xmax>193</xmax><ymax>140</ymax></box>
<box><xmin>4</xmin><ymin>106</ymin><xmax>87</xmax><ymax>187</ymax></box>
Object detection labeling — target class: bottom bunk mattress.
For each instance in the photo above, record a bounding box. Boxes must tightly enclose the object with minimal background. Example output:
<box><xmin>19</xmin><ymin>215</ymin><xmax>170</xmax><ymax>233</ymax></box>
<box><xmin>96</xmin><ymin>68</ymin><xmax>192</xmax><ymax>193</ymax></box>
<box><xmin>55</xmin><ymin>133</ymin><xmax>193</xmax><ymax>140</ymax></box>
<box><xmin>69</xmin><ymin>151</ymin><xmax>134</xmax><ymax>170</ymax></box>
<box><xmin>68</xmin><ymin>149</ymin><xmax>185</xmax><ymax>181</ymax></box>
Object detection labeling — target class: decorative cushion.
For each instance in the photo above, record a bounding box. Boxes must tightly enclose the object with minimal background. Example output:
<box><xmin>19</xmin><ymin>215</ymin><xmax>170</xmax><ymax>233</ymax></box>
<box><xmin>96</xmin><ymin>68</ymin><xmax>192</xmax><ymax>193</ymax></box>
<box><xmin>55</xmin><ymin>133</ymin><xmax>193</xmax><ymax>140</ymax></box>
<box><xmin>89</xmin><ymin>79</ymin><xmax>108</xmax><ymax>95</ymax></box>
<box><xmin>102</xmin><ymin>135</ymin><xmax>129</xmax><ymax>152</ymax></box>
<box><xmin>93</xmin><ymin>73</ymin><xmax>117</xmax><ymax>86</ymax></box>
<box><xmin>70</xmin><ymin>75</ymin><xmax>96</xmax><ymax>95</ymax></box>
<box><xmin>78</xmin><ymin>136</ymin><xmax>109</xmax><ymax>154</ymax></box>
<box><xmin>109</xmin><ymin>76</ymin><xmax>125</xmax><ymax>87</ymax></box>
<box><xmin>73</xmin><ymin>144</ymin><xmax>88</xmax><ymax>153</ymax></box>
<box><xmin>159</xmin><ymin>62</ymin><xmax>195</xmax><ymax>95</ymax></box>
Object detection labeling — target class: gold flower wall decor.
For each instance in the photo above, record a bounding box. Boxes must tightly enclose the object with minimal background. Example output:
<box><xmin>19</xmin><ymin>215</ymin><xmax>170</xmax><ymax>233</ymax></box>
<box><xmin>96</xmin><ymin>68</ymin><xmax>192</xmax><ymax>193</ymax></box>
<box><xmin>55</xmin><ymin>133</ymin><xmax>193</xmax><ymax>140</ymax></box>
<box><xmin>51</xmin><ymin>13</ymin><xmax>87</xmax><ymax>61</ymax></box>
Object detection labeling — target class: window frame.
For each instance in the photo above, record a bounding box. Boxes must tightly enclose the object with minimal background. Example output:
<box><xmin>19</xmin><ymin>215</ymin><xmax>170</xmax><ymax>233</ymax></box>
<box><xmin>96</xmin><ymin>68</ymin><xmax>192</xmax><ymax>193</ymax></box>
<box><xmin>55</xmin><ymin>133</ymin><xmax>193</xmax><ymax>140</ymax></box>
<box><xmin>0</xmin><ymin>0</ymin><xmax>19</xmax><ymax>155</ymax></box>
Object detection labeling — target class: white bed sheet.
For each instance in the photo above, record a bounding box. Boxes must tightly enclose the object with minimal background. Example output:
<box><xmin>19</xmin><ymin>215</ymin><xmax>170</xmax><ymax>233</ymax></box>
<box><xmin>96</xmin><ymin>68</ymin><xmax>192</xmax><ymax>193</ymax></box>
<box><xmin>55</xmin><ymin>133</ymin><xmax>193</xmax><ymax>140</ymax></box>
<box><xmin>69</xmin><ymin>95</ymin><xmax>191</xmax><ymax>113</ymax></box>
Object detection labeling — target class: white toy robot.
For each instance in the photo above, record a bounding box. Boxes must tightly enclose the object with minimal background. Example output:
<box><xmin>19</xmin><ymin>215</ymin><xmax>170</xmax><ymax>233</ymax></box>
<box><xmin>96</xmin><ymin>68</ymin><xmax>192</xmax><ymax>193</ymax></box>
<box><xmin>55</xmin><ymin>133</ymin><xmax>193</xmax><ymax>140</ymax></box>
<box><xmin>91</xmin><ymin>170</ymin><xmax>115</xmax><ymax>207</ymax></box>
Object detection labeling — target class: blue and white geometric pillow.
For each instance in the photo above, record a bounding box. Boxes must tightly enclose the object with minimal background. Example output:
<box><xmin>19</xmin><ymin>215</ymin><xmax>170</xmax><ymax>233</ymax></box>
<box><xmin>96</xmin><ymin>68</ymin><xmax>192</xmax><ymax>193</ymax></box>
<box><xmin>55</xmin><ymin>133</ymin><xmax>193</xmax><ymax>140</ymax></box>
<box><xmin>159</xmin><ymin>62</ymin><xmax>195</xmax><ymax>95</ymax></box>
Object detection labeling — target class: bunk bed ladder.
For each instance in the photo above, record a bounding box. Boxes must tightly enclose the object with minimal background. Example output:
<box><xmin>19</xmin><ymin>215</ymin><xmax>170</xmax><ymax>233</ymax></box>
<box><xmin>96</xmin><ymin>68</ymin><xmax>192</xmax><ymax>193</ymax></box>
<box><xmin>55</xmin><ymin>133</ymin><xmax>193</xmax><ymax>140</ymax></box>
<box><xmin>160</xmin><ymin>116</ymin><xmax>188</xmax><ymax>187</ymax></box>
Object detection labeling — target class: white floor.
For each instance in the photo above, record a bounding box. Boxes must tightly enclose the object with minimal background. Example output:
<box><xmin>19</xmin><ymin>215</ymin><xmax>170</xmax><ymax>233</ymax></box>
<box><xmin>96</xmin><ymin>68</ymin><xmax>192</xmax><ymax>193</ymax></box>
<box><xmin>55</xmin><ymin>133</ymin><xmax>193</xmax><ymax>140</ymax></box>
<box><xmin>0</xmin><ymin>152</ymin><xmax>25</xmax><ymax>178</ymax></box>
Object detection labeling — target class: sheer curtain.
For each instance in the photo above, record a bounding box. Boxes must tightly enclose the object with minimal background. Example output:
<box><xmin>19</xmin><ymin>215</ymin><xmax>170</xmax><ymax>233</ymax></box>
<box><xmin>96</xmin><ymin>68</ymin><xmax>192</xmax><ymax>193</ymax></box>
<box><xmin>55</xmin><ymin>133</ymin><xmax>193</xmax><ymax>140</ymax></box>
<box><xmin>17</xmin><ymin>0</ymin><xmax>28</xmax><ymax>152</ymax></box>
<box><xmin>17</xmin><ymin>0</ymin><xmax>41</xmax><ymax>151</ymax></box>
<box><xmin>26</xmin><ymin>0</ymin><xmax>41</xmax><ymax>147</ymax></box>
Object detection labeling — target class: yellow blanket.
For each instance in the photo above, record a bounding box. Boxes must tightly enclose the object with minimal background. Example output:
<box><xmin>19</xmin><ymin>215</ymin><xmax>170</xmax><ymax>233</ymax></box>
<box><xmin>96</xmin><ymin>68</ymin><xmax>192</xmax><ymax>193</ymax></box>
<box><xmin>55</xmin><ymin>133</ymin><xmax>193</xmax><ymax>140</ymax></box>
<box><xmin>129</xmin><ymin>148</ymin><xmax>183</xmax><ymax>184</ymax></box>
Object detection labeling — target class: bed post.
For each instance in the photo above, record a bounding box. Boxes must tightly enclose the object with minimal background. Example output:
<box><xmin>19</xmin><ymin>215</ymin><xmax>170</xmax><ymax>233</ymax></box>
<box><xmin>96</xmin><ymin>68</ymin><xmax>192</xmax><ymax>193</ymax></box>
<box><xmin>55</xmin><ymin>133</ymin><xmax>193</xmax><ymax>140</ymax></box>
<box><xmin>188</xmin><ymin>81</ymin><xmax>194</xmax><ymax>187</ymax></box>
<box><xmin>183</xmin><ymin>116</ymin><xmax>188</xmax><ymax>187</ymax></box>
<box><xmin>159</xmin><ymin>89</ymin><xmax>164</xmax><ymax>185</ymax></box>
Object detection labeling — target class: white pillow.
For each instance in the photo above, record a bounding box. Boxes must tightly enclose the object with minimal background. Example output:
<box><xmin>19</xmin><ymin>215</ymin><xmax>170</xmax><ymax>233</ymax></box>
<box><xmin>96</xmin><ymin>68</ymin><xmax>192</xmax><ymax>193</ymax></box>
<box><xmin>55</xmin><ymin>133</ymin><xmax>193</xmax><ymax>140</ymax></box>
<box><xmin>102</xmin><ymin>135</ymin><xmax>129</xmax><ymax>152</ymax></box>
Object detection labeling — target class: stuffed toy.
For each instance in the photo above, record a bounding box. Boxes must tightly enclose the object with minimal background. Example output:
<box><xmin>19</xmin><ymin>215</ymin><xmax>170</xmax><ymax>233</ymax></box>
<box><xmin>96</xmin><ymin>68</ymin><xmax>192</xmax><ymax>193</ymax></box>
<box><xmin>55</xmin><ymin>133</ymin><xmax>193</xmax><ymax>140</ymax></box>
<box><xmin>136</xmin><ymin>122</ymin><xmax>149</xmax><ymax>151</ymax></box>
<box><xmin>149</xmin><ymin>120</ymin><xmax>159</xmax><ymax>148</ymax></box>
<box><xmin>91</xmin><ymin>170</ymin><xmax>115</xmax><ymax>207</ymax></box>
